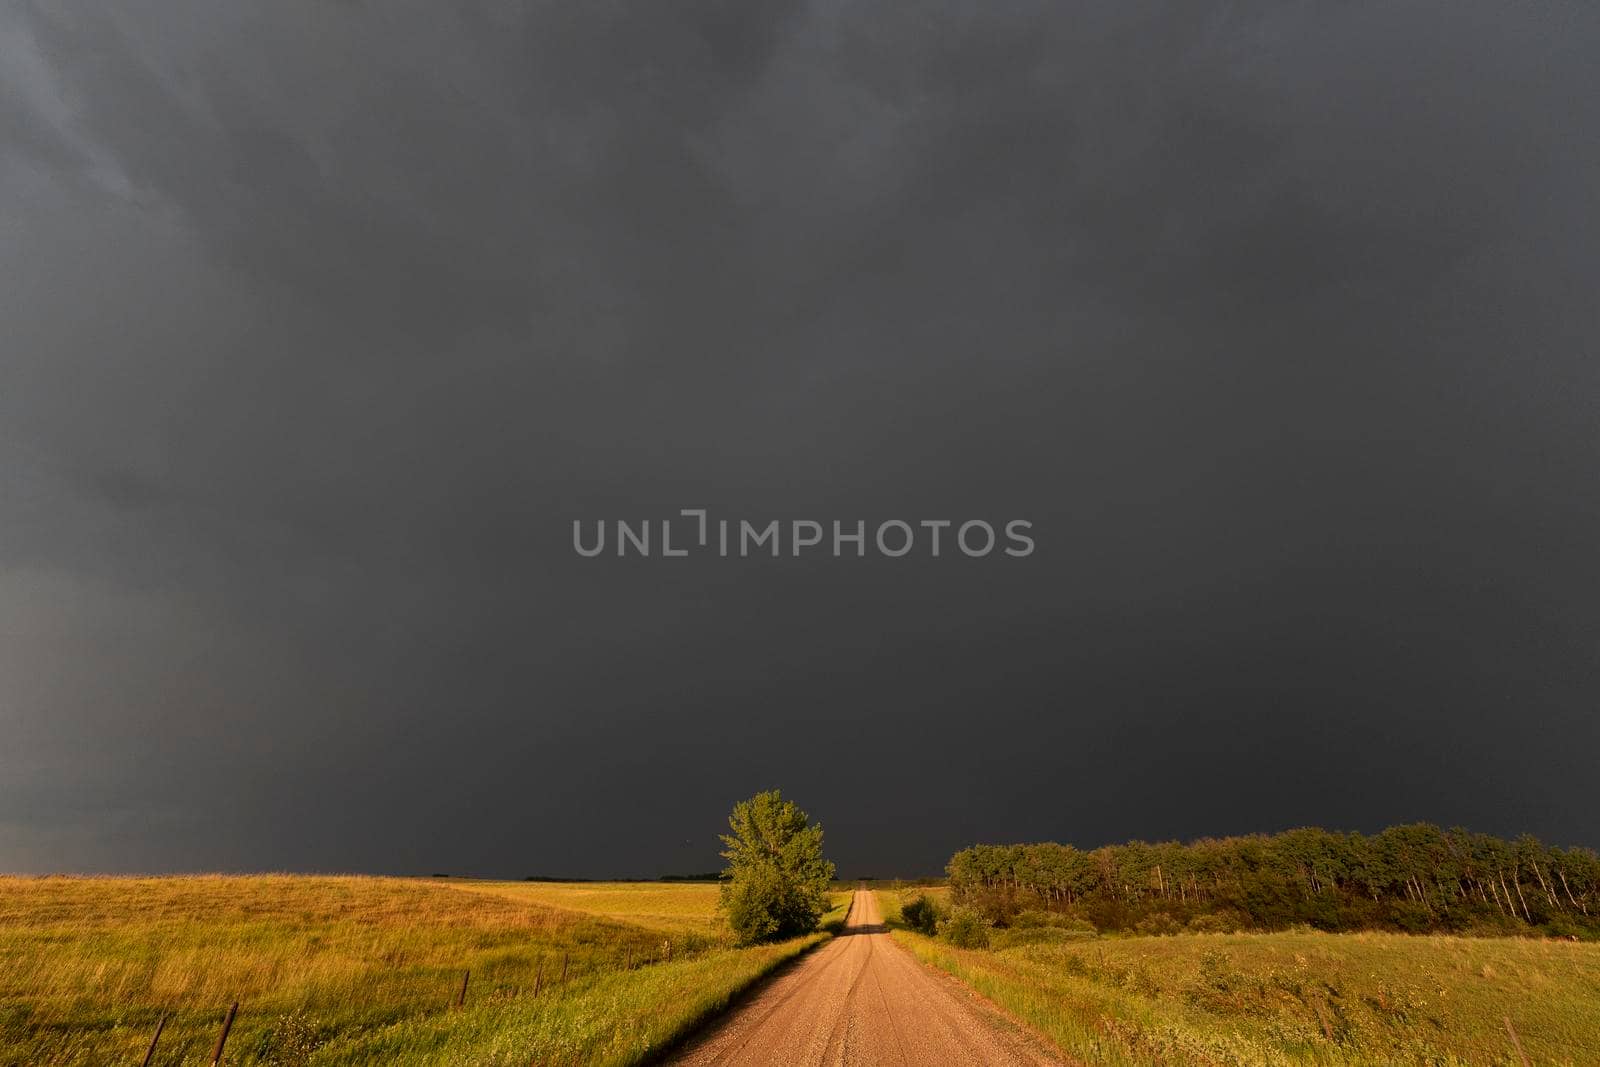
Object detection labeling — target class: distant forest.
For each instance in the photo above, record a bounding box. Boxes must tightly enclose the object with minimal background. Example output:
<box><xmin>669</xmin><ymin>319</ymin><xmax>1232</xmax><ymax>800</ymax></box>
<box><xmin>947</xmin><ymin>824</ymin><xmax>1599</xmax><ymax>939</ymax></box>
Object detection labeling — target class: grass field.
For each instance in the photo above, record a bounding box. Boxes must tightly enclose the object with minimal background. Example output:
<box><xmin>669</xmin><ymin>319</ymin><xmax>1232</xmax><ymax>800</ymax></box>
<box><xmin>451</xmin><ymin>881</ymin><xmax>729</xmax><ymax>935</ymax></box>
<box><xmin>0</xmin><ymin>875</ymin><xmax>847</xmax><ymax>1066</ymax></box>
<box><xmin>877</xmin><ymin>890</ymin><xmax>1600</xmax><ymax>1066</ymax></box>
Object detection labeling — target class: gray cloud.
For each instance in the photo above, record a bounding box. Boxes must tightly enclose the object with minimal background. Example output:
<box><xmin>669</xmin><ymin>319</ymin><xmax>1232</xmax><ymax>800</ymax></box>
<box><xmin>2</xmin><ymin>1</ymin><xmax>1598</xmax><ymax>876</ymax></box>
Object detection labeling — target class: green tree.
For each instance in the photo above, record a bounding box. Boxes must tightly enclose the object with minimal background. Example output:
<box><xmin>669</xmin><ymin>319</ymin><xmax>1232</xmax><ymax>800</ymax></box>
<box><xmin>718</xmin><ymin>790</ymin><xmax>835</xmax><ymax>944</ymax></box>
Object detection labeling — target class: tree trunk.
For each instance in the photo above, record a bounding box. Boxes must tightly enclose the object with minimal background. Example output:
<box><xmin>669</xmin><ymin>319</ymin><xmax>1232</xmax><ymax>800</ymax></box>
<box><xmin>1531</xmin><ymin>861</ymin><xmax>1560</xmax><ymax>911</ymax></box>
<box><xmin>1557</xmin><ymin>867</ymin><xmax>1588</xmax><ymax>915</ymax></box>
<box><xmin>1506</xmin><ymin>868</ymin><xmax>1533</xmax><ymax>922</ymax></box>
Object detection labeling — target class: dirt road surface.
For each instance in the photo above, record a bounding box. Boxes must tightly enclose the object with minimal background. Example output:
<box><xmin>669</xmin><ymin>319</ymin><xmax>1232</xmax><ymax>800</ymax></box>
<box><xmin>669</xmin><ymin>889</ymin><xmax>1066</xmax><ymax>1066</ymax></box>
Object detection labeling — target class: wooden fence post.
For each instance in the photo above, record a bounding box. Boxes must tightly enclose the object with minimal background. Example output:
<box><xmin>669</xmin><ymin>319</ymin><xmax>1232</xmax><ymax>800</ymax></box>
<box><xmin>140</xmin><ymin>1012</ymin><xmax>167</xmax><ymax>1067</ymax></box>
<box><xmin>456</xmin><ymin>969</ymin><xmax>470</xmax><ymax>1008</ymax></box>
<box><xmin>208</xmin><ymin>1002</ymin><xmax>238</xmax><ymax>1067</ymax></box>
<box><xmin>1504</xmin><ymin>1016</ymin><xmax>1531</xmax><ymax>1067</ymax></box>
<box><xmin>1312</xmin><ymin>1000</ymin><xmax>1333</xmax><ymax>1042</ymax></box>
<box><xmin>532</xmin><ymin>957</ymin><xmax>543</xmax><ymax>998</ymax></box>
<box><xmin>560</xmin><ymin>952</ymin><xmax>569</xmax><ymax>984</ymax></box>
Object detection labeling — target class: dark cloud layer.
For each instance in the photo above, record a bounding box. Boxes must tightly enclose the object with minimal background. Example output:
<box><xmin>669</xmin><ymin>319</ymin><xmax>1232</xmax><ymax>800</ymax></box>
<box><xmin>2</xmin><ymin>2</ymin><xmax>1598</xmax><ymax>876</ymax></box>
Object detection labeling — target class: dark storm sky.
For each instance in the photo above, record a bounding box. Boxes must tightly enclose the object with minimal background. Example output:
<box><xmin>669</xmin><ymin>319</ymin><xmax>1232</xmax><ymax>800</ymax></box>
<box><xmin>3</xmin><ymin>2</ymin><xmax>1598</xmax><ymax>878</ymax></box>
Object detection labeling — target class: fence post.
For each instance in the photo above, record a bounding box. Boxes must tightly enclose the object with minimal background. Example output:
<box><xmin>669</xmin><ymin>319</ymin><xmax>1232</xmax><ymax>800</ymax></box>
<box><xmin>1504</xmin><ymin>1016</ymin><xmax>1531</xmax><ymax>1067</ymax></box>
<box><xmin>456</xmin><ymin>969</ymin><xmax>470</xmax><ymax>1008</ymax></box>
<box><xmin>140</xmin><ymin>1012</ymin><xmax>167</xmax><ymax>1067</ymax></box>
<box><xmin>208</xmin><ymin>1002</ymin><xmax>238</xmax><ymax>1067</ymax></box>
<box><xmin>1312</xmin><ymin>1000</ymin><xmax>1333</xmax><ymax>1042</ymax></box>
<box><xmin>532</xmin><ymin>957</ymin><xmax>543</xmax><ymax>998</ymax></box>
<box><xmin>560</xmin><ymin>952</ymin><xmax>569</xmax><ymax>984</ymax></box>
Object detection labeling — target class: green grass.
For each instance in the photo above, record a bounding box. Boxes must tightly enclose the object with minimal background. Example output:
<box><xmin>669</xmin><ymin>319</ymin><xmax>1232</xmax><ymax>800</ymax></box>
<box><xmin>0</xmin><ymin>875</ymin><xmax>847</xmax><ymax>1065</ymax></box>
<box><xmin>875</xmin><ymin>891</ymin><xmax>1600</xmax><ymax>1066</ymax></box>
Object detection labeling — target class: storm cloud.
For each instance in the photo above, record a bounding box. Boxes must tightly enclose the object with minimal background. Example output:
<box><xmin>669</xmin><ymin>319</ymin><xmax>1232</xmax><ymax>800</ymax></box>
<box><xmin>2</xmin><ymin>1</ymin><xmax>1598</xmax><ymax>877</ymax></box>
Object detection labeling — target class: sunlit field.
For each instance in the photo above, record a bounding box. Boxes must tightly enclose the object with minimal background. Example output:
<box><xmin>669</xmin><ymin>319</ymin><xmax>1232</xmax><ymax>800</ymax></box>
<box><xmin>0</xmin><ymin>875</ymin><xmax>846</xmax><ymax>1066</ymax></box>
<box><xmin>453</xmin><ymin>881</ymin><xmax>729</xmax><ymax>935</ymax></box>
<box><xmin>878</xmin><ymin>890</ymin><xmax>1600</xmax><ymax>1065</ymax></box>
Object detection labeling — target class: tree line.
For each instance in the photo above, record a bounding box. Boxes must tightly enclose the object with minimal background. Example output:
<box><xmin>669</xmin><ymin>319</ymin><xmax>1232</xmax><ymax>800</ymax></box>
<box><xmin>947</xmin><ymin>824</ymin><xmax>1600</xmax><ymax>938</ymax></box>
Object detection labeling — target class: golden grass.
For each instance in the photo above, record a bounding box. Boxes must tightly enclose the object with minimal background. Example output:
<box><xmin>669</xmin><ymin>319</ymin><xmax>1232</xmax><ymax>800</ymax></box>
<box><xmin>0</xmin><ymin>875</ymin><xmax>846</xmax><ymax>1065</ymax></box>
<box><xmin>453</xmin><ymin>880</ymin><xmax>728</xmax><ymax>934</ymax></box>
<box><xmin>877</xmin><ymin>891</ymin><xmax>1600</xmax><ymax>1066</ymax></box>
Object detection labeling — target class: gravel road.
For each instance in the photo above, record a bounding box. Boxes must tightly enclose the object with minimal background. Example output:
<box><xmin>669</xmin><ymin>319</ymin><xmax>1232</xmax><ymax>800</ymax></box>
<box><xmin>668</xmin><ymin>889</ymin><xmax>1066</xmax><ymax>1066</ymax></box>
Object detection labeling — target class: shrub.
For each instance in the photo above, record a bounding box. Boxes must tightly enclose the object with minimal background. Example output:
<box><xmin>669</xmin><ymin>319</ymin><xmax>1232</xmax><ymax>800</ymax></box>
<box><xmin>1387</xmin><ymin>901</ymin><xmax>1434</xmax><ymax>934</ymax></box>
<box><xmin>1134</xmin><ymin>913</ymin><xmax>1183</xmax><ymax>936</ymax></box>
<box><xmin>941</xmin><ymin>906</ymin><xmax>991</xmax><ymax>949</ymax></box>
<box><xmin>901</xmin><ymin>893</ymin><xmax>943</xmax><ymax>935</ymax></box>
<box><xmin>1187</xmin><ymin>911</ymin><xmax>1247</xmax><ymax>934</ymax></box>
<box><xmin>1540</xmin><ymin>915</ymin><xmax>1591</xmax><ymax>941</ymax></box>
<box><xmin>1013</xmin><ymin>909</ymin><xmax>1097</xmax><ymax>933</ymax></box>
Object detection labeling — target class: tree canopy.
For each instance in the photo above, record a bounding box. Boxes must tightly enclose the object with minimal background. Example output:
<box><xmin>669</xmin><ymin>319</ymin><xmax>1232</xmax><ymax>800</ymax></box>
<box><xmin>947</xmin><ymin>824</ymin><xmax>1599</xmax><ymax>939</ymax></box>
<box><xmin>718</xmin><ymin>790</ymin><xmax>836</xmax><ymax>944</ymax></box>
